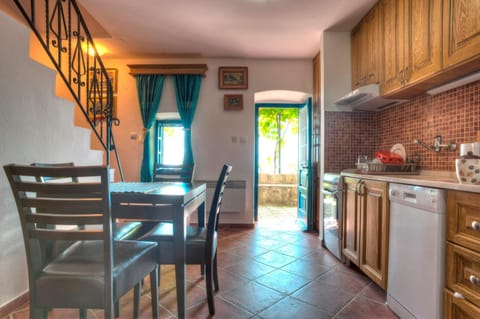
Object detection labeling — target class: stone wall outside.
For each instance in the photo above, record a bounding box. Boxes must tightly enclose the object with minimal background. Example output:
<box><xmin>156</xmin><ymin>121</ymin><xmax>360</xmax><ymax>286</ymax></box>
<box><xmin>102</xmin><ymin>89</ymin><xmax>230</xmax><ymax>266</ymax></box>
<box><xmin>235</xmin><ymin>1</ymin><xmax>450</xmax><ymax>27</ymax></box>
<box><xmin>258</xmin><ymin>174</ymin><xmax>297</xmax><ymax>206</ymax></box>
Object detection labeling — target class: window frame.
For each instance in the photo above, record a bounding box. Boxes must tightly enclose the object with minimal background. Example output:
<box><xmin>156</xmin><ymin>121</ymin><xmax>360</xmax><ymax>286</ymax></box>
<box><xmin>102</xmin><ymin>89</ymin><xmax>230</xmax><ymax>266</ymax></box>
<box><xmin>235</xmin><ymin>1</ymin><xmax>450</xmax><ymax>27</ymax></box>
<box><xmin>155</xmin><ymin>119</ymin><xmax>184</xmax><ymax>167</ymax></box>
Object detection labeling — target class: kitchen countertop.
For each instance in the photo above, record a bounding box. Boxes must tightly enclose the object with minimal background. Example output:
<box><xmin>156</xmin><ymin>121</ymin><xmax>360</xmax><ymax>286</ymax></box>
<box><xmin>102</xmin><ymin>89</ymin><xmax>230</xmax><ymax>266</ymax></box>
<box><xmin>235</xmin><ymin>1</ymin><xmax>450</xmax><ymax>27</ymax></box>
<box><xmin>341</xmin><ymin>169</ymin><xmax>480</xmax><ymax>193</ymax></box>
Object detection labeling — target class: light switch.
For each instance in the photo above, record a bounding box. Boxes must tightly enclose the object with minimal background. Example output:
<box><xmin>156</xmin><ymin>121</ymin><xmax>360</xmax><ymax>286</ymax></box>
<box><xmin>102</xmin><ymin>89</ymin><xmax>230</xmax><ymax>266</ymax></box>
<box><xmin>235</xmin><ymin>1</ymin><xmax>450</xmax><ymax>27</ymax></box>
<box><xmin>231</xmin><ymin>136</ymin><xmax>238</xmax><ymax>143</ymax></box>
<box><xmin>239</xmin><ymin>137</ymin><xmax>246</xmax><ymax>144</ymax></box>
<box><xmin>130</xmin><ymin>132</ymin><xmax>138</xmax><ymax>140</ymax></box>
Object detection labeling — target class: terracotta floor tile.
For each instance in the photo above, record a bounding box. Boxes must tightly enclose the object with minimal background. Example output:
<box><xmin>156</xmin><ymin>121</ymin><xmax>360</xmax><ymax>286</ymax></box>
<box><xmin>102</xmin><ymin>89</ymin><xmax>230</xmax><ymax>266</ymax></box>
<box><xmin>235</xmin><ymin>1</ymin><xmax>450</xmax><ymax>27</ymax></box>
<box><xmin>186</xmin><ymin>297</ymin><xmax>253</xmax><ymax>319</ymax></box>
<box><xmin>360</xmin><ymin>282</ymin><xmax>389</xmax><ymax>304</ymax></box>
<box><xmin>292</xmin><ymin>281</ymin><xmax>355</xmax><ymax>314</ymax></box>
<box><xmin>253</xmin><ymin>251</ymin><xmax>297</xmax><ymax>268</ymax></box>
<box><xmin>280</xmin><ymin>258</ymin><xmax>332</xmax><ymax>280</ymax></box>
<box><xmin>335</xmin><ymin>296</ymin><xmax>399</xmax><ymax>319</ymax></box>
<box><xmin>300</xmin><ymin>250</ymin><xmax>342</xmax><ymax>267</ymax></box>
<box><xmin>315</xmin><ymin>267</ymin><xmax>370</xmax><ymax>294</ymax></box>
<box><xmin>224</xmin><ymin>259</ymin><xmax>276</xmax><ymax>281</ymax></box>
<box><xmin>255</xmin><ymin>269</ymin><xmax>311</xmax><ymax>294</ymax></box>
<box><xmin>273</xmin><ymin>243</ymin><xmax>316</xmax><ymax>258</ymax></box>
<box><xmin>221</xmin><ymin>281</ymin><xmax>285</xmax><ymax>314</ymax></box>
<box><xmin>226</xmin><ymin>244</ymin><xmax>270</xmax><ymax>259</ymax></box>
<box><xmin>257</xmin><ymin>296</ymin><xmax>331</xmax><ymax>319</ymax></box>
<box><xmin>213</xmin><ymin>268</ymin><xmax>251</xmax><ymax>294</ymax></box>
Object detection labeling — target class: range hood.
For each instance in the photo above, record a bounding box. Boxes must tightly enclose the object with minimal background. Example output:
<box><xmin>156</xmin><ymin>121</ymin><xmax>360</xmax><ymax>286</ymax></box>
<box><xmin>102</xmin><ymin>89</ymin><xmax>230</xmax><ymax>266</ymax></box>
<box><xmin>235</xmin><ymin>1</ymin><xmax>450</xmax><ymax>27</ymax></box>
<box><xmin>334</xmin><ymin>84</ymin><xmax>406</xmax><ymax>111</ymax></box>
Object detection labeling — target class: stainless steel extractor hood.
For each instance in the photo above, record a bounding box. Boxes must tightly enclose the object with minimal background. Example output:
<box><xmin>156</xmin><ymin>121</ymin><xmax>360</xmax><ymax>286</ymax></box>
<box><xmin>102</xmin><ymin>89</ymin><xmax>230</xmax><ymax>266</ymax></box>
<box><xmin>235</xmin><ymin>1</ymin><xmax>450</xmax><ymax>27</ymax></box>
<box><xmin>334</xmin><ymin>84</ymin><xmax>406</xmax><ymax>111</ymax></box>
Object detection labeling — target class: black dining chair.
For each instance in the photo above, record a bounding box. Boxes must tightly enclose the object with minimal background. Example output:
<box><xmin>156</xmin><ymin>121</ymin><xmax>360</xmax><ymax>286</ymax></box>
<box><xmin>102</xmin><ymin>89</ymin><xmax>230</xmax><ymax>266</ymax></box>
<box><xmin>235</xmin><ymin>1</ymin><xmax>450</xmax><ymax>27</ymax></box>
<box><xmin>4</xmin><ymin>164</ymin><xmax>159</xmax><ymax>319</ymax></box>
<box><xmin>140</xmin><ymin>164</ymin><xmax>232</xmax><ymax>315</ymax></box>
<box><xmin>31</xmin><ymin>162</ymin><xmax>145</xmax><ymax>243</ymax></box>
<box><xmin>153</xmin><ymin>163</ymin><xmax>195</xmax><ymax>183</ymax></box>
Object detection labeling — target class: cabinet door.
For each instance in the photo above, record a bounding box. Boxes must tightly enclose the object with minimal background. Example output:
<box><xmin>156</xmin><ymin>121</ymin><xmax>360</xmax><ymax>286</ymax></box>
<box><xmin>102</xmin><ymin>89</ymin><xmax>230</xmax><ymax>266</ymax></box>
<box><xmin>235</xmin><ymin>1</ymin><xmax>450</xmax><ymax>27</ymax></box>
<box><xmin>342</xmin><ymin>177</ymin><xmax>361</xmax><ymax>265</ymax></box>
<box><xmin>445</xmin><ymin>289</ymin><xmax>480</xmax><ymax>319</ymax></box>
<box><xmin>359</xmin><ymin>179</ymin><xmax>389</xmax><ymax>289</ymax></box>
<box><xmin>405</xmin><ymin>0</ymin><xmax>442</xmax><ymax>83</ymax></box>
<box><xmin>351</xmin><ymin>25</ymin><xmax>362</xmax><ymax>89</ymax></box>
<box><xmin>380</xmin><ymin>0</ymin><xmax>405</xmax><ymax>95</ymax></box>
<box><xmin>351</xmin><ymin>6</ymin><xmax>380</xmax><ymax>89</ymax></box>
<box><xmin>447</xmin><ymin>191</ymin><xmax>480</xmax><ymax>253</ymax></box>
<box><xmin>364</xmin><ymin>6</ymin><xmax>380</xmax><ymax>85</ymax></box>
<box><xmin>443</xmin><ymin>0</ymin><xmax>480</xmax><ymax>68</ymax></box>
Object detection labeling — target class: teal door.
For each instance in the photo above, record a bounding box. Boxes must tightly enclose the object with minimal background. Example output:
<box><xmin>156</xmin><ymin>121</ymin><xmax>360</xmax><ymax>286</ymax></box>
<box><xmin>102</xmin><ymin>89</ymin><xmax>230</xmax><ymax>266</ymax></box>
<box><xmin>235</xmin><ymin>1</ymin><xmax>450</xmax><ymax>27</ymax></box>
<box><xmin>297</xmin><ymin>98</ymin><xmax>313</xmax><ymax>231</ymax></box>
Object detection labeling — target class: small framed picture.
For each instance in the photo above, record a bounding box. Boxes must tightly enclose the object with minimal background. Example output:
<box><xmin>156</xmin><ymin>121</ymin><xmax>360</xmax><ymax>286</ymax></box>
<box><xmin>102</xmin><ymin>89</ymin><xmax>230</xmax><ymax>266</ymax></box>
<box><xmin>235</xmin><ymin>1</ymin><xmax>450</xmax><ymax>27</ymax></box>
<box><xmin>224</xmin><ymin>94</ymin><xmax>243</xmax><ymax>111</ymax></box>
<box><xmin>88</xmin><ymin>68</ymin><xmax>118</xmax><ymax>93</ymax></box>
<box><xmin>219</xmin><ymin>67</ymin><xmax>248</xmax><ymax>89</ymax></box>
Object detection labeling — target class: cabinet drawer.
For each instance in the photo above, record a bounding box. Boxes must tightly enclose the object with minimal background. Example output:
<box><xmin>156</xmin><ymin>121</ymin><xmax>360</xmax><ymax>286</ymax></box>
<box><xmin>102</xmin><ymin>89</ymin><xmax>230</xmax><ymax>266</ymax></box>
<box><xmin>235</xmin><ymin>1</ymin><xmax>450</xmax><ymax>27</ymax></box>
<box><xmin>446</xmin><ymin>242</ymin><xmax>480</xmax><ymax>308</ymax></box>
<box><xmin>445</xmin><ymin>288</ymin><xmax>480</xmax><ymax>319</ymax></box>
<box><xmin>447</xmin><ymin>191</ymin><xmax>480</xmax><ymax>252</ymax></box>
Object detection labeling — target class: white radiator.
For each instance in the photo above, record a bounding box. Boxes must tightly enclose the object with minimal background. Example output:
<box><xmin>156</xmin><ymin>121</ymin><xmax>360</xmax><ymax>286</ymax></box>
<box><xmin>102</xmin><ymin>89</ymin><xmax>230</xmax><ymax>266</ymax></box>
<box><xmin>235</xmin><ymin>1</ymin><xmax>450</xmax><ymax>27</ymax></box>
<box><xmin>202</xmin><ymin>180</ymin><xmax>245</xmax><ymax>214</ymax></box>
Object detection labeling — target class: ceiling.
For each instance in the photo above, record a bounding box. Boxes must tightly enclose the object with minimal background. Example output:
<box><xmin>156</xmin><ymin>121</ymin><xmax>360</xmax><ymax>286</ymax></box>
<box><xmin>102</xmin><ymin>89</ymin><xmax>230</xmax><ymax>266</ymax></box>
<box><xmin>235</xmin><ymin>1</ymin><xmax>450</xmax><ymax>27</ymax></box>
<box><xmin>79</xmin><ymin>0</ymin><xmax>377</xmax><ymax>59</ymax></box>
<box><xmin>1</xmin><ymin>0</ymin><xmax>377</xmax><ymax>59</ymax></box>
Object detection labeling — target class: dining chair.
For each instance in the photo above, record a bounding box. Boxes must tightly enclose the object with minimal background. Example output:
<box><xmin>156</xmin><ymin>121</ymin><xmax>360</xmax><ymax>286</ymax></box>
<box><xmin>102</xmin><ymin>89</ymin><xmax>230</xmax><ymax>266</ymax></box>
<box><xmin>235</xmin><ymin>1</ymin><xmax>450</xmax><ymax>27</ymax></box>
<box><xmin>153</xmin><ymin>163</ymin><xmax>195</xmax><ymax>183</ymax></box>
<box><xmin>4</xmin><ymin>164</ymin><xmax>159</xmax><ymax>319</ymax></box>
<box><xmin>140</xmin><ymin>164</ymin><xmax>232</xmax><ymax>315</ymax></box>
<box><xmin>30</xmin><ymin>162</ymin><xmax>145</xmax><ymax>243</ymax></box>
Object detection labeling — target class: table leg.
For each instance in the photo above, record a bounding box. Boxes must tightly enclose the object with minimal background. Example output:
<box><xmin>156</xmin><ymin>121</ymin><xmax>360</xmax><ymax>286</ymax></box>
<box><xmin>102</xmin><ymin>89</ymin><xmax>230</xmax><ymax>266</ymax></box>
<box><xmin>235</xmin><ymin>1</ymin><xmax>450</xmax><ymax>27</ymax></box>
<box><xmin>197</xmin><ymin>202</ymin><xmax>206</xmax><ymax>227</ymax></box>
<box><xmin>174</xmin><ymin>207</ymin><xmax>187</xmax><ymax>319</ymax></box>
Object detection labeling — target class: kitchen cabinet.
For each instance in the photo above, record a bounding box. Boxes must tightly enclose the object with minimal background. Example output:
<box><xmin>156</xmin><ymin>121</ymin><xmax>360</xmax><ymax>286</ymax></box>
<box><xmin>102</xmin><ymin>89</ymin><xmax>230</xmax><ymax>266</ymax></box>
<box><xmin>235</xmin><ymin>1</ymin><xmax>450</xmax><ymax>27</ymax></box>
<box><xmin>380</xmin><ymin>0</ymin><xmax>442</xmax><ymax>96</ymax></box>
<box><xmin>445</xmin><ymin>190</ymin><xmax>480</xmax><ymax>318</ymax></box>
<box><xmin>443</xmin><ymin>0</ymin><xmax>480</xmax><ymax>70</ymax></box>
<box><xmin>342</xmin><ymin>177</ymin><xmax>390</xmax><ymax>289</ymax></box>
<box><xmin>351</xmin><ymin>5</ymin><xmax>380</xmax><ymax>89</ymax></box>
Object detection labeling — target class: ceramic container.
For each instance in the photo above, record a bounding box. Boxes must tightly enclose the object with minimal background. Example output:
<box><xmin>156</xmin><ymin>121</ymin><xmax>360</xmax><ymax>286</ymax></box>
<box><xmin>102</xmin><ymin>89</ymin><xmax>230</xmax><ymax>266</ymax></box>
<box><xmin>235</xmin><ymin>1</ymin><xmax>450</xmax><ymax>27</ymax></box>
<box><xmin>456</xmin><ymin>158</ymin><xmax>480</xmax><ymax>184</ymax></box>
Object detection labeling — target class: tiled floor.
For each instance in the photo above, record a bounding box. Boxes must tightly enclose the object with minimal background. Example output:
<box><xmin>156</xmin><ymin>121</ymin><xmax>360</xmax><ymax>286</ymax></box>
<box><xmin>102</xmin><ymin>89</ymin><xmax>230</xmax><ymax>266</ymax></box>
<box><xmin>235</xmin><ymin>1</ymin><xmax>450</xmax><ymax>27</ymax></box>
<box><xmin>3</xmin><ymin>206</ymin><xmax>398</xmax><ymax>319</ymax></box>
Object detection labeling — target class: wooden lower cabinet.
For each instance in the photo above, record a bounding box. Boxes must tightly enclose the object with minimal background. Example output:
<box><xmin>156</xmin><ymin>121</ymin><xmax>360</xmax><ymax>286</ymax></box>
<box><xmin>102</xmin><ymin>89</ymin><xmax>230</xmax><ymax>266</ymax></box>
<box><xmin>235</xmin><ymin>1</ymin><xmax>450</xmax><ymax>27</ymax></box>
<box><xmin>445</xmin><ymin>289</ymin><xmax>480</xmax><ymax>319</ymax></box>
<box><xmin>446</xmin><ymin>190</ymin><xmax>480</xmax><ymax>318</ymax></box>
<box><xmin>342</xmin><ymin>177</ymin><xmax>389</xmax><ymax>289</ymax></box>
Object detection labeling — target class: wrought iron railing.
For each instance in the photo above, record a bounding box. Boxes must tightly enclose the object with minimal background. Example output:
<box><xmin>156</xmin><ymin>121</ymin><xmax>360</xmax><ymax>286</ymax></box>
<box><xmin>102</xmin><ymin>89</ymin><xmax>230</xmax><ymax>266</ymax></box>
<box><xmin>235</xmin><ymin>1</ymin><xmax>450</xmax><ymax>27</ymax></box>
<box><xmin>12</xmin><ymin>0</ymin><xmax>124</xmax><ymax>180</ymax></box>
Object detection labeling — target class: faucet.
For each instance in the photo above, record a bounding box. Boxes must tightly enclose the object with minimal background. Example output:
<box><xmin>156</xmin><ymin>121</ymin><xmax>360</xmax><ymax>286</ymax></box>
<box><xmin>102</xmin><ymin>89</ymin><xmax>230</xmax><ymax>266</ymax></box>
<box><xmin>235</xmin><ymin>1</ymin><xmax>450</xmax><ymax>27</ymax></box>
<box><xmin>413</xmin><ymin>136</ymin><xmax>456</xmax><ymax>153</ymax></box>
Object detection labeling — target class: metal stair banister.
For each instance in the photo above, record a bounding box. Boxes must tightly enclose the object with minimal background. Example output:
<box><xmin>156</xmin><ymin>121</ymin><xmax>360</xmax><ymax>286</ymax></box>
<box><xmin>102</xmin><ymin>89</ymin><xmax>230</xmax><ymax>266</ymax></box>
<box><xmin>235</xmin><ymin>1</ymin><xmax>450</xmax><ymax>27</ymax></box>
<box><xmin>12</xmin><ymin>0</ymin><xmax>124</xmax><ymax>181</ymax></box>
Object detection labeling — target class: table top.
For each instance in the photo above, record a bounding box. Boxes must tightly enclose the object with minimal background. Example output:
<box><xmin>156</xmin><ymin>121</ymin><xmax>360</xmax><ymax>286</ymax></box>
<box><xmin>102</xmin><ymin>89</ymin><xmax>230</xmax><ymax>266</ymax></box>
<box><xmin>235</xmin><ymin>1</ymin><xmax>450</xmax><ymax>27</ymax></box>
<box><xmin>110</xmin><ymin>182</ymin><xmax>207</xmax><ymax>203</ymax></box>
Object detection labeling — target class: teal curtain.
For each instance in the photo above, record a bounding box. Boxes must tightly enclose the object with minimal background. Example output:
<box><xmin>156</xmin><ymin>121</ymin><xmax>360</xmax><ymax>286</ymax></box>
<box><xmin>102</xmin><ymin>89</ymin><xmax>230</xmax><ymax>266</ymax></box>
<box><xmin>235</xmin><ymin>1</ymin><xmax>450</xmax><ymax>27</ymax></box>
<box><xmin>173</xmin><ymin>74</ymin><xmax>202</xmax><ymax>165</ymax></box>
<box><xmin>135</xmin><ymin>74</ymin><xmax>165</xmax><ymax>182</ymax></box>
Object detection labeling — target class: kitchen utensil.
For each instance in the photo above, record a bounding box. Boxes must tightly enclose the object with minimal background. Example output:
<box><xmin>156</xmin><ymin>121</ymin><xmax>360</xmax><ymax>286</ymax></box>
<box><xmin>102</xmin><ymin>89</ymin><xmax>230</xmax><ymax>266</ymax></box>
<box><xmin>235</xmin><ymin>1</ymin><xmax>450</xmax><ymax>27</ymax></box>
<box><xmin>375</xmin><ymin>151</ymin><xmax>404</xmax><ymax>164</ymax></box>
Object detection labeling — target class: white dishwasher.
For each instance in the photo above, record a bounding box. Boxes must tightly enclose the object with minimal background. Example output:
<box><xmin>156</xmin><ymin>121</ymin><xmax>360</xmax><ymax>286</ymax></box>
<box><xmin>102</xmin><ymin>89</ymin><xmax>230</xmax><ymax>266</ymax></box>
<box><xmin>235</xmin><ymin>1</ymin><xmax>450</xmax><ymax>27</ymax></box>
<box><xmin>387</xmin><ymin>183</ymin><xmax>446</xmax><ymax>319</ymax></box>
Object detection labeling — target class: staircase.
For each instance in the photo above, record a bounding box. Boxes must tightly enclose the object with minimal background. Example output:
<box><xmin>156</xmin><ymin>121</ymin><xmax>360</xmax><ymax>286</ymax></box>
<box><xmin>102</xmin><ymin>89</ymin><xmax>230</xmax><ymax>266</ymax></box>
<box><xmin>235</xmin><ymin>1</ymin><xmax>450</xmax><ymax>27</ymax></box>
<box><xmin>10</xmin><ymin>0</ymin><xmax>124</xmax><ymax>179</ymax></box>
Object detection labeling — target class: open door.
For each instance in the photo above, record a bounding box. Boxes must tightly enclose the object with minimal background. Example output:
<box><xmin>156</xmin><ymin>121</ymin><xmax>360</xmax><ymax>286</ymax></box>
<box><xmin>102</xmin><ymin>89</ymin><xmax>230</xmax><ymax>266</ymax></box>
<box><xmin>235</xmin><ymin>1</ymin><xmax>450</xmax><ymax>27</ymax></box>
<box><xmin>297</xmin><ymin>97</ymin><xmax>313</xmax><ymax>231</ymax></box>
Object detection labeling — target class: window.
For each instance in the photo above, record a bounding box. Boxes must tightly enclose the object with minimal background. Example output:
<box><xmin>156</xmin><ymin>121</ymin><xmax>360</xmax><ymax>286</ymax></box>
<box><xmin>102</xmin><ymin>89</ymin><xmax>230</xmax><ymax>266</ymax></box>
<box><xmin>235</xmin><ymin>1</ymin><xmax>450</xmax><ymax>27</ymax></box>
<box><xmin>155</xmin><ymin>120</ymin><xmax>185</xmax><ymax>165</ymax></box>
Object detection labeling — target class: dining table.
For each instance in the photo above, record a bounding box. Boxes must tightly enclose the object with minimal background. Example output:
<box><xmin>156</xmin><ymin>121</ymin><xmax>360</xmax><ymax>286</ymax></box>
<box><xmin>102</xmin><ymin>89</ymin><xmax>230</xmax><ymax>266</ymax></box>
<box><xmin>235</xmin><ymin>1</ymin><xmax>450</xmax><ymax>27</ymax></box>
<box><xmin>110</xmin><ymin>181</ymin><xmax>207</xmax><ymax>319</ymax></box>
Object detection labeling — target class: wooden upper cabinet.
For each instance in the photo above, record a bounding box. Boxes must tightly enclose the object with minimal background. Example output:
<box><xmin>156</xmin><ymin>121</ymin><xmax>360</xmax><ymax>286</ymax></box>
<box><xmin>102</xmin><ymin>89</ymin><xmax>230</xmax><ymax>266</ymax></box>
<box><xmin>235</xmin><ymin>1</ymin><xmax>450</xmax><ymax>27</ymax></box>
<box><xmin>405</xmin><ymin>0</ymin><xmax>443</xmax><ymax>84</ymax></box>
<box><xmin>380</xmin><ymin>0</ymin><xmax>405</xmax><ymax>94</ymax></box>
<box><xmin>443</xmin><ymin>0</ymin><xmax>480</xmax><ymax>68</ymax></box>
<box><xmin>351</xmin><ymin>5</ymin><xmax>380</xmax><ymax>89</ymax></box>
<box><xmin>380</xmin><ymin>0</ymin><xmax>442</xmax><ymax>96</ymax></box>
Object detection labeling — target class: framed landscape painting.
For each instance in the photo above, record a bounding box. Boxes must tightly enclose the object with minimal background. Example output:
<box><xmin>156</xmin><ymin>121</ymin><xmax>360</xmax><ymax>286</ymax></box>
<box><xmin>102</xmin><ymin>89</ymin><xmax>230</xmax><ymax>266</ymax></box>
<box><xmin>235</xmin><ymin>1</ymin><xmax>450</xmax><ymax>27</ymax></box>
<box><xmin>219</xmin><ymin>67</ymin><xmax>248</xmax><ymax>89</ymax></box>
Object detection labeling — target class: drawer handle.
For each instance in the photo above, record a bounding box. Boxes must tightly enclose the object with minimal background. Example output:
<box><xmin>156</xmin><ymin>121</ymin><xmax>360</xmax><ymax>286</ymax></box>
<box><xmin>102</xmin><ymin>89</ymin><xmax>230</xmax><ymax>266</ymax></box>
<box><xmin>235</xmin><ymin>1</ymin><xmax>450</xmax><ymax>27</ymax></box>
<box><xmin>470</xmin><ymin>275</ymin><xmax>480</xmax><ymax>285</ymax></box>
<box><xmin>453</xmin><ymin>291</ymin><xmax>465</xmax><ymax>299</ymax></box>
<box><xmin>472</xmin><ymin>221</ymin><xmax>480</xmax><ymax>231</ymax></box>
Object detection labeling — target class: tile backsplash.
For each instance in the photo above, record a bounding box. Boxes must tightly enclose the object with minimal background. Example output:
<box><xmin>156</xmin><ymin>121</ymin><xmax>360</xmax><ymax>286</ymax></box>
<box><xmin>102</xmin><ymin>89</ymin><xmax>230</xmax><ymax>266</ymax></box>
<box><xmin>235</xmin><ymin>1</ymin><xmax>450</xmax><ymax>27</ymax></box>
<box><xmin>324</xmin><ymin>80</ymin><xmax>480</xmax><ymax>173</ymax></box>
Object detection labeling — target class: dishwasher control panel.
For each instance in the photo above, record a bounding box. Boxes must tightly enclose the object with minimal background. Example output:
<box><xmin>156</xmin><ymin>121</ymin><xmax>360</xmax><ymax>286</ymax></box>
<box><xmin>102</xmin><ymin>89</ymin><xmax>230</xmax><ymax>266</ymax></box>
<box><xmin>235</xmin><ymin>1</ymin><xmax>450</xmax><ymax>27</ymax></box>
<box><xmin>389</xmin><ymin>183</ymin><xmax>446</xmax><ymax>214</ymax></box>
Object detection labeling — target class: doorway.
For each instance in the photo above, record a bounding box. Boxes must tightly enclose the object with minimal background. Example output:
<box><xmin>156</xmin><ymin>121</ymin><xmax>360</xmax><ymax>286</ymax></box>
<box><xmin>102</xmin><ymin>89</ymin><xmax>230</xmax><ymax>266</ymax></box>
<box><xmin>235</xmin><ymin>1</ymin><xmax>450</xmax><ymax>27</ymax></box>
<box><xmin>253</xmin><ymin>90</ymin><xmax>313</xmax><ymax>231</ymax></box>
<box><xmin>256</xmin><ymin>106</ymin><xmax>299</xmax><ymax>230</ymax></box>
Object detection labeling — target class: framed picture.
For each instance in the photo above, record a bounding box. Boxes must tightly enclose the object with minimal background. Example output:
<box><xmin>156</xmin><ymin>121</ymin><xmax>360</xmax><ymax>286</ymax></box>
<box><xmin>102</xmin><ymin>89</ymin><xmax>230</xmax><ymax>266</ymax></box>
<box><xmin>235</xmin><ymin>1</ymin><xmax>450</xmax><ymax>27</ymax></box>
<box><xmin>88</xmin><ymin>68</ymin><xmax>118</xmax><ymax>93</ymax></box>
<box><xmin>219</xmin><ymin>67</ymin><xmax>248</xmax><ymax>89</ymax></box>
<box><xmin>224</xmin><ymin>94</ymin><xmax>243</xmax><ymax>111</ymax></box>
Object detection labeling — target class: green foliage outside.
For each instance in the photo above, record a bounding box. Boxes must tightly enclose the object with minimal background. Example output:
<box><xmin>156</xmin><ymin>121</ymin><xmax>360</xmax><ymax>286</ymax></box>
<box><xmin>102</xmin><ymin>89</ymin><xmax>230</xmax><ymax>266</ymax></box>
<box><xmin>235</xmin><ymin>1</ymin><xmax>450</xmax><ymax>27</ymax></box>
<box><xmin>258</xmin><ymin>108</ymin><xmax>298</xmax><ymax>174</ymax></box>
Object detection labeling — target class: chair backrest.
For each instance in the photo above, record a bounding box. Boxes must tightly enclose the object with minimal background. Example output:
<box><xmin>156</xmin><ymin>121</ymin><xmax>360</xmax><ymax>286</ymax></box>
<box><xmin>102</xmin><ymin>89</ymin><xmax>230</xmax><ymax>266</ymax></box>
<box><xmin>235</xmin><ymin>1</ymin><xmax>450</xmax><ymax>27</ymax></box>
<box><xmin>3</xmin><ymin>164</ymin><xmax>114</xmax><ymax>294</ymax></box>
<box><xmin>153</xmin><ymin>163</ymin><xmax>195</xmax><ymax>183</ymax></box>
<box><xmin>31</xmin><ymin>162</ymin><xmax>78</xmax><ymax>182</ymax></box>
<box><xmin>206</xmin><ymin>164</ymin><xmax>232</xmax><ymax>239</ymax></box>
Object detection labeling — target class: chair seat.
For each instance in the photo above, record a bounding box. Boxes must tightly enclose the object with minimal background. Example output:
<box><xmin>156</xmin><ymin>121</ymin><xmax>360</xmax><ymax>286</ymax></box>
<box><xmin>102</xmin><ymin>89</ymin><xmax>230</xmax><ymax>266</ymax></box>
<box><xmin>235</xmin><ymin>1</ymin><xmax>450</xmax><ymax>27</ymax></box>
<box><xmin>36</xmin><ymin>240</ymin><xmax>157</xmax><ymax>309</ymax></box>
<box><xmin>140</xmin><ymin>223</ymin><xmax>217</xmax><ymax>264</ymax></box>
<box><xmin>113</xmin><ymin>221</ymin><xmax>143</xmax><ymax>240</ymax></box>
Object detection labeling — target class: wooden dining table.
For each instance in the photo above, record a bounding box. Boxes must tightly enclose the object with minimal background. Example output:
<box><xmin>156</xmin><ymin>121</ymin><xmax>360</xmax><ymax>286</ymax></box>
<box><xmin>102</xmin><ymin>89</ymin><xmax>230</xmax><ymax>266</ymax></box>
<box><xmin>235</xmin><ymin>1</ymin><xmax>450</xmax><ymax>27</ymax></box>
<box><xmin>110</xmin><ymin>181</ymin><xmax>207</xmax><ymax>319</ymax></box>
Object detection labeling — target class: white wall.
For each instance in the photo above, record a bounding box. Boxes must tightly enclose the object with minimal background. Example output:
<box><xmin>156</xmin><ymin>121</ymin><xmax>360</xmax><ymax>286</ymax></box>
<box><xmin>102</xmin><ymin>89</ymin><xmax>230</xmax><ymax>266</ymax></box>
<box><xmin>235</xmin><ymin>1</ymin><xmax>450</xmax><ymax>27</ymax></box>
<box><xmin>0</xmin><ymin>11</ymin><xmax>102</xmax><ymax>307</ymax></box>
<box><xmin>105</xmin><ymin>58</ymin><xmax>313</xmax><ymax>224</ymax></box>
